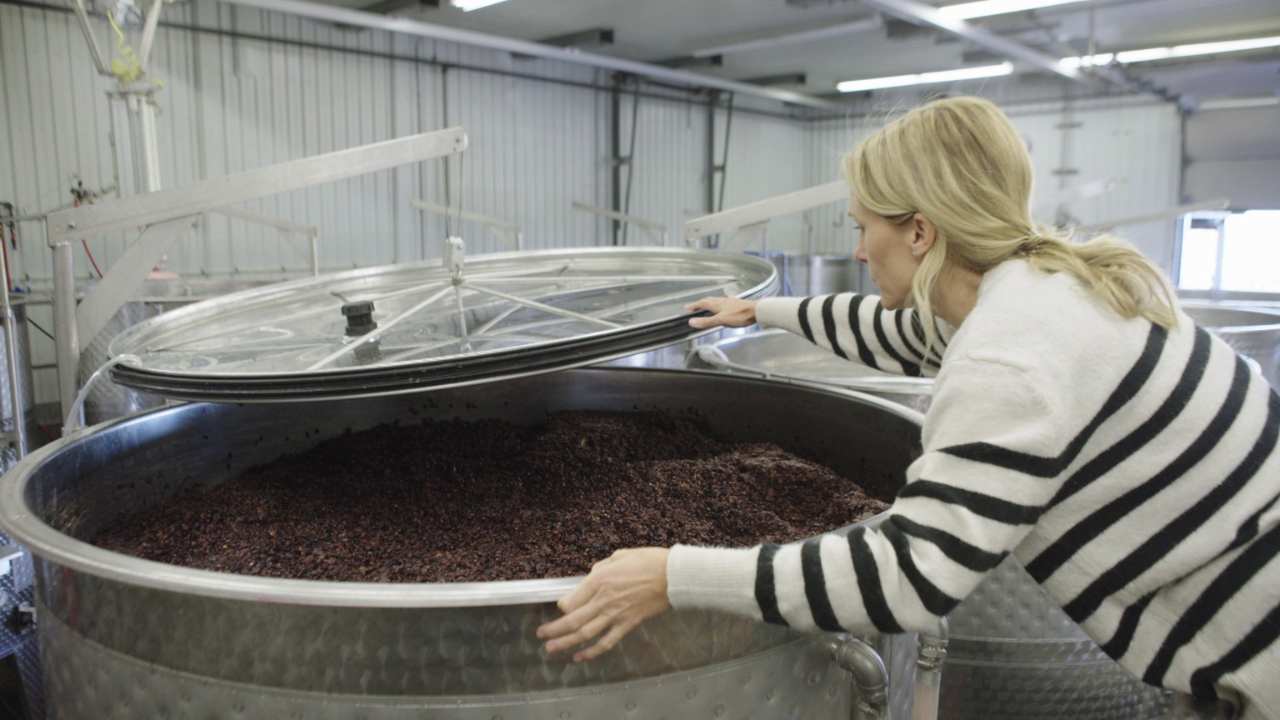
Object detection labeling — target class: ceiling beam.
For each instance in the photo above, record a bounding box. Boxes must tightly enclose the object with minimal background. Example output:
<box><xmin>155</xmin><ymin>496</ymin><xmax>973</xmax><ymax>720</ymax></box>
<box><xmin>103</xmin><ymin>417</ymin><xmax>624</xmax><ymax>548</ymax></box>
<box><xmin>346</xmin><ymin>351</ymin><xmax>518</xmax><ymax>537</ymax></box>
<box><xmin>656</xmin><ymin>55</ymin><xmax>723</xmax><ymax>69</ymax></box>
<box><xmin>217</xmin><ymin>0</ymin><xmax>845</xmax><ymax>109</ymax></box>
<box><xmin>358</xmin><ymin>0</ymin><xmax>437</xmax><ymax>14</ymax></box>
<box><xmin>693</xmin><ymin>16</ymin><xmax>881</xmax><ymax>58</ymax></box>
<box><xmin>861</xmin><ymin>0</ymin><xmax>1079</xmax><ymax>80</ymax></box>
<box><xmin>742</xmin><ymin>72</ymin><xmax>808</xmax><ymax>86</ymax></box>
<box><xmin>538</xmin><ymin>27</ymin><xmax>614</xmax><ymax>49</ymax></box>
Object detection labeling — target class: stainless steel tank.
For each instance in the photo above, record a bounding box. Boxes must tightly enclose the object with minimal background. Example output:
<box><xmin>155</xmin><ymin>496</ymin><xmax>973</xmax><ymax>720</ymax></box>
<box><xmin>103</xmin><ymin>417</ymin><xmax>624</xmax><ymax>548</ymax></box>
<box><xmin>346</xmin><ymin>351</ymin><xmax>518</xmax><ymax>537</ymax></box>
<box><xmin>689</xmin><ymin>329</ymin><xmax>1175</xmax><ymax>719</ymax></box>
<box><xmin>748</xmin><ymin>251</ymin><xmax>811</xmax><ymax>296</ymax></box>
<box><xmin>1</xmin><ymin>368</ymin><xmax>926</xmax><ymax>720</ymax></box>
<box><xmin>807</xmin><ymin>255</ymin><xmax>862</xmax><ymax>295</ymax></box>
<box><xmin>0</xmin><ymin>299</ymin><xmax>36</xmax><ymax>473</ymax></box>
<box><xmin>1183</xmin><ymin>302</ymin><xmax>1280</xmax><ymax>388</ymax></box>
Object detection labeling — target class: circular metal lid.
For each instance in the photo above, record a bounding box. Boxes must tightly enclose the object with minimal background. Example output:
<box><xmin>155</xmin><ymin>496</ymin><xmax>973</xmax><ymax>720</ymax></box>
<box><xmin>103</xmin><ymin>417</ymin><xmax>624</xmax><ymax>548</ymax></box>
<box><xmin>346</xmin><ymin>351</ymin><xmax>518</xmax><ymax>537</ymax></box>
<box><xmin>108</xmin><ymin>246</ymin><xmax>778</xmax><ymax>401</ymax></box>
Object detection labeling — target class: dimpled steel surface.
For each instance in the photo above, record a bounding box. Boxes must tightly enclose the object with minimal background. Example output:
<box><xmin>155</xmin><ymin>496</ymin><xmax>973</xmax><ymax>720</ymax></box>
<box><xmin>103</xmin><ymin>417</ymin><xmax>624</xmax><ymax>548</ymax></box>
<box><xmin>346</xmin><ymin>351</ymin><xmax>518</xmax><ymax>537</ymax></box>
<box><xmin>1</xmin><ymin>368</ymin><xmax>925</xmax><ymax>719</ymax></box>
<box><xmin>40</xmin><ymin>607</ymin><xmax>852</xmax><ymax>720</ymax></box>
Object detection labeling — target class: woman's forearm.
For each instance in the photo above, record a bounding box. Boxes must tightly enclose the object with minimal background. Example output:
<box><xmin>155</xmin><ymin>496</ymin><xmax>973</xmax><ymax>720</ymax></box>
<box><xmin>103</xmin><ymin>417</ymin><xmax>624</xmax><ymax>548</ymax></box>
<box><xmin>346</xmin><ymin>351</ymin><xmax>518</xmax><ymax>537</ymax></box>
<box><xmin>757</xmin><ymin>294</ymin><xmax>942</xmax><ymax>376</ymax></box>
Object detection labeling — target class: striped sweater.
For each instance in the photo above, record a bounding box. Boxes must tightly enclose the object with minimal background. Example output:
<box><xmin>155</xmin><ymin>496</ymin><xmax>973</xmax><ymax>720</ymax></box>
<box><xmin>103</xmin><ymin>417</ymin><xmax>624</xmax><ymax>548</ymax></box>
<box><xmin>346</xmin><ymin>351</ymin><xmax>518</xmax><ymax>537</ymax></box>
<box><xmin>667</xmin><ymin>259</ymin><xmax>1280</xmax><ymax>719</ymax></box>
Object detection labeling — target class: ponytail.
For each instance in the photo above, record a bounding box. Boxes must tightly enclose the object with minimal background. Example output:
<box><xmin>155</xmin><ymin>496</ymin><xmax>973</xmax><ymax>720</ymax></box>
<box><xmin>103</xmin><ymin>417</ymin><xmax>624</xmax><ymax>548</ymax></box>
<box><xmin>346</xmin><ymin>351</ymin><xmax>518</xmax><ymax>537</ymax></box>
<box><xmin>847</xmin><ymin>97</ymin><xmax>1178</xmax><ymax>353</ymax></box>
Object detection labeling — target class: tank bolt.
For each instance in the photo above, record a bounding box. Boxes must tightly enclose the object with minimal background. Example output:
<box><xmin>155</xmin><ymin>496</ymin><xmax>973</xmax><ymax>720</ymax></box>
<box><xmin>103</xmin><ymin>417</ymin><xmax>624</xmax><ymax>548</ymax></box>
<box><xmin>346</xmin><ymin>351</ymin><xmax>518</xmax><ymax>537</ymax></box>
<box><xmin>4</xmin><ymin>602</ymin><xmax>35</xmax><ymax>634</ymax></box>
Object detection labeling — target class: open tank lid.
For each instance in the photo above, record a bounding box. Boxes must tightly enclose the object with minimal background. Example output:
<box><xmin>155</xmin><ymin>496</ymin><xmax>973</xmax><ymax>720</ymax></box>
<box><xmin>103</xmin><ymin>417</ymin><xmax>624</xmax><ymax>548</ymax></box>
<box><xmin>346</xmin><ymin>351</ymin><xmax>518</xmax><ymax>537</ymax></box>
<box><xmin>107</xmin><ymin>245</ymin><xmax>778</xmax><ymax>402</ymax></box>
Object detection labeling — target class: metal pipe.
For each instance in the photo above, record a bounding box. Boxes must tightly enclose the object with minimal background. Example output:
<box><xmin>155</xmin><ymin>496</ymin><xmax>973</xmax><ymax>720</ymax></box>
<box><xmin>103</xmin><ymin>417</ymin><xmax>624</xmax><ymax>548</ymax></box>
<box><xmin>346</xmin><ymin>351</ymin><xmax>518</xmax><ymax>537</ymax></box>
<box><xmin>0</xmin><ymin>256</ymin><xmax>27</xmax><ymax>460</ymax></box>
<box><xmin>137</xmin><ymin>0</ymin><xmax>164</xmax><ymax>70</ymax></box>
<box><xmin>610</xmin><ymin>77</ymin><xmax>623</xmax><ymax>246</ymax></box>
<box><xmin>69</xmin><ymin>0</ymin><xmax>111</xmax><ymax>76</ymax></box>
<box><xmin>911</xmin><ymin>619</ymin><xmax>950</xmax><ymax>720</ymax></box>
<box><xmin>826</xmin><ymin>635</ymin><xmax>889</xmax><ymax>720</ymax></box>
<box><xmin>861</xmin><ymin>0</ymin><xmax>1080</xmax><ymax>81</ymax></box>
<box><xmin>694</xmin><ymin>16</ymin><xmax>882</xmax><ymax>57</ymax></box>
<box><xmin>218</xmin><ymin>0</ymin><xmax>843</xmax><ymax>109</ymax></box>
<box><xmin>717</xmin><ymin>93</ymin><xmax>734</xmax><ymax>213</ymax></box>
<box><xmin>412</xmin><ymin>199</ymin><xmax>522</xmax><ymax>250</ymax></box>
<box><xmin>571</xmin><ymin>203</ymin><xmax>668</xmax><ymax>234</ymax></box>
<box><xmin>51</xmin><ymin>241</ymin><xmax>80</xmax><ymax>422</ymax></box>
<box><xmin>47</xmin><ymin>127</ymin><xmax>468</xmax><ymax>242</ymax></box>
<box><xmin>620</xmin><ymin>82</ymin><xmax>640</xmax><ymax>246</ymax></box>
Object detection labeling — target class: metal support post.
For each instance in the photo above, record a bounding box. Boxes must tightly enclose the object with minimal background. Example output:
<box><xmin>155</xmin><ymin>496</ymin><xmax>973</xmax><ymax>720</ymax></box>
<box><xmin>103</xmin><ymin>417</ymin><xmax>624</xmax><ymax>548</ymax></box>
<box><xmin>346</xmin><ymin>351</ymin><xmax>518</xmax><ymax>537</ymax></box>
<box><xmin>1</xmin><ymin>265</ymin><xmax>27</xmax><ymax>459</ymax></box>
<box><xmin>126</xmin><ymin>91</ymin><xmax>164</xmax><ymax>193</ymax></box>
<box><xmin>51</xmin><ymin>241</ymin><xmax>80</xmax><ymax>421</ymax></box>
<box><xmin>610</xmin><ymin>78</ymin><xmax>621</xmax><ymax>246</ymax></box>
<box><xmin>69</xmin><ymin>0</ymin><xmax>111</xmax><ymax>75</ymax></box>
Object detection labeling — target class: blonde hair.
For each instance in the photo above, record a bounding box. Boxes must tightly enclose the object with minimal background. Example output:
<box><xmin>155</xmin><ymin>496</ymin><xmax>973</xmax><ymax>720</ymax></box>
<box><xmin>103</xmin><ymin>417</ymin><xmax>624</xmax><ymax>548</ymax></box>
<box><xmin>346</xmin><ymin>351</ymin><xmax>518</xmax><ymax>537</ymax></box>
<box><xmin>845</xmin><ymin>96</ymin><xmax>1177</xmax><ymax>350</ymax></box>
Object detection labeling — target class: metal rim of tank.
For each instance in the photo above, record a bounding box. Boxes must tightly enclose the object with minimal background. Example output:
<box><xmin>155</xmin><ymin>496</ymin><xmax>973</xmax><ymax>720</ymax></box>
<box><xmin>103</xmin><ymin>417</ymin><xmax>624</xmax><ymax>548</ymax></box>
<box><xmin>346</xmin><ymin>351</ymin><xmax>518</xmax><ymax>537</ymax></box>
<box><xmin>0</xmin><ymin>367</ymin><xmax>923</xmax><ymax>610</ymax></box>
<box><xmin>1182</xmin><ymin>300</ymin><xmax>1280</xmax><ymax>334</ymax></box>
<box><xmin>700</xmin><ymin>329</ymin><xmax>935</xmax><ymax>396</ymax></box>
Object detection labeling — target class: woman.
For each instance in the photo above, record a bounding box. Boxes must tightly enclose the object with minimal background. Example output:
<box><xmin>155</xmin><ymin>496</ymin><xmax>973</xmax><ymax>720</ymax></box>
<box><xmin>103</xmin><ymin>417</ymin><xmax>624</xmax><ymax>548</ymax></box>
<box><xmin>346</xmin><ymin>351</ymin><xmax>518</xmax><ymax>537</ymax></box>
<box><xmin>536</xmin><ymin>97</ymin><xmax>1279</xmax><ymax>719</ymax></box>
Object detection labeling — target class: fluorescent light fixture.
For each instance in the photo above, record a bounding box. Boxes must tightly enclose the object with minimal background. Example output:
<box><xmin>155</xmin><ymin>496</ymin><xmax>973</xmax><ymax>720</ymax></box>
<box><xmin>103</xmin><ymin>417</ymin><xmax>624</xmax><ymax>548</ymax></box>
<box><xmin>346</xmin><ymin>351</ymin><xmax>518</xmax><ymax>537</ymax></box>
<box><xmin>837</xmin><ymin>62</ymin><xmax>1012</xmax><ymax>93</ymax></box>
<box><xmin>938</xmin><ymin>0</ymin><xmax>1088</xmax><ymax>21</ymax></box>
<box><xmin>451</xmin><ymin>0</ymin><xmax>507</xmax><ymax>11</ymax></box>
<box><xmin>1059</xmin><ymin>34</ymin><xmax>1280</xmax><ymax>71</ymax></box>
<box><xmin>1199</xmin><ymin>96</ymin><xmax>1280</xmax><ymax>111</ymax></box>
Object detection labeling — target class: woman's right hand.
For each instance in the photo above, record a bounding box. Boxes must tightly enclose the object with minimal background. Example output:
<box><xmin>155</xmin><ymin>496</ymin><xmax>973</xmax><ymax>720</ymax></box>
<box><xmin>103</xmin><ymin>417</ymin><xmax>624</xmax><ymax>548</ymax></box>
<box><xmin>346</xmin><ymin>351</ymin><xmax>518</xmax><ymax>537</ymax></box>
<box><xmin>685</xmin><ymin>297</ymin><xmax>758</xmax><ymax>329</ymax></box>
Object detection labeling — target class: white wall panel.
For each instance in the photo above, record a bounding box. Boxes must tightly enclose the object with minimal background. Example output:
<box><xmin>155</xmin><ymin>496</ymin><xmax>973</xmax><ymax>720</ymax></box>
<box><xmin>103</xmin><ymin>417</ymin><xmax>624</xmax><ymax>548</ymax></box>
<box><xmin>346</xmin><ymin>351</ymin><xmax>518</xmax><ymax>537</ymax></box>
<box><xmin>1185</xmin><ymin>105</ymin><xmax>1280</xmax><ymax>210</ymax></box>
<box><xmin>719</xmin><ymin>112</ymin><xmax>808</xmax><ymax>253</ymax></box>
<box><xmin>0</xmin><ymin>2</ymin><xmax>615</xmax><ymax>284</ymax></box>
<box><xmin>805</xmin><ymin>116</ymin><xmax>876</xmax><ymax>257</ymax></box>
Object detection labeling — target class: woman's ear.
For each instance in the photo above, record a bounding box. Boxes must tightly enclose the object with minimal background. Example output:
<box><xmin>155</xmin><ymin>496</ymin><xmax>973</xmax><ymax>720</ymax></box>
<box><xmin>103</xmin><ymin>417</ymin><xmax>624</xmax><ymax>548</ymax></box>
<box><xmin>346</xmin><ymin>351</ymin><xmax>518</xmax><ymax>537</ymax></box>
<box><xmin>910</xmin><ymin>213</ymin><xmax>937</xmax><ymax>258</ymax></box>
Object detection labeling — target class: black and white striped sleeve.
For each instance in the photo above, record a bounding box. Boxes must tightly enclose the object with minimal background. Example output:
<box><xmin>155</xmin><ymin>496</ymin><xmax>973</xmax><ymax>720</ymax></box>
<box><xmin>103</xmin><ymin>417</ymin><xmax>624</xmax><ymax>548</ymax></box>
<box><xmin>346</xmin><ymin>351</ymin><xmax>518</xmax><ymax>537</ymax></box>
<box><xmin>666</xmin><ymin>358</ymin><xmax>1064</xmax><ymax>635</ymax></box>
<box><xmin>755</xmin><ymin>294</ymin><xmax>945</xmax><ymax>377</ymax></box>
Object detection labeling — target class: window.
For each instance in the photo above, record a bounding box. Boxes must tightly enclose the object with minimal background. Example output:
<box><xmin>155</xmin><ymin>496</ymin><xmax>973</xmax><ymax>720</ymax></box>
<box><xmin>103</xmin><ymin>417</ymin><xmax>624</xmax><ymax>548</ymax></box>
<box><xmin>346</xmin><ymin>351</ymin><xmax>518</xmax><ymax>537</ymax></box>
<box><xmin>1177</xmin><ymin>210</ymin><xmax>1280</xmax><ymax>296</ymax></box>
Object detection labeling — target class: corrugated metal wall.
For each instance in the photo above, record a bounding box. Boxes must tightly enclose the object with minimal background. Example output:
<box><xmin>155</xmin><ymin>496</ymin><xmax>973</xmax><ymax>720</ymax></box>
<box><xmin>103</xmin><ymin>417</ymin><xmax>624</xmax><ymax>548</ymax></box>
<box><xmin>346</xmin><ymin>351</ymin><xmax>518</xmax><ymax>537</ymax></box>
<box><xmin>0</xmin><ymin>1</ymin><xmax>614</xmax><ymax>284</ymax></box>
<box><xmin>719</xmin><ymin>111</ymin><xmax>809</xmax><ymax>254</ymax></box>
<box><xmin>618</xmin><ymin>91</ymin><xmax>706</xmax><ymax>246</ymax></box>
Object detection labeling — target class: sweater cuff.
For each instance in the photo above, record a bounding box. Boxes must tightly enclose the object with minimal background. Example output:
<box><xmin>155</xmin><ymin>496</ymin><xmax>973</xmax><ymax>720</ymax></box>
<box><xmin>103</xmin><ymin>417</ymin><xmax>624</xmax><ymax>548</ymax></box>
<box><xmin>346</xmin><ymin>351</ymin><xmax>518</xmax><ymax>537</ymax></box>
<box><xmin>755</xmin><ymin>297</ymin><xmax>807</xmax><ymax>333</ymax></box>
<box><xmin>666</xmin><ymin>544</ymin><xmax>762</xmax><ymax>620</ymax></box>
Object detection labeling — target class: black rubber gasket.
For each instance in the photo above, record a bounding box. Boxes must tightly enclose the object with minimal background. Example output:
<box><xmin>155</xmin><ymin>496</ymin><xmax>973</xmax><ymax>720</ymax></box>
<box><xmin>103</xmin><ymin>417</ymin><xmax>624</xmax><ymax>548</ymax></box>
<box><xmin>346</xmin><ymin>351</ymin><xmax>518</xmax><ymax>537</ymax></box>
<box><xmin>110</xmin><ymin>312</ymin><xmax>715</xmax><ymax>402</ymax></box>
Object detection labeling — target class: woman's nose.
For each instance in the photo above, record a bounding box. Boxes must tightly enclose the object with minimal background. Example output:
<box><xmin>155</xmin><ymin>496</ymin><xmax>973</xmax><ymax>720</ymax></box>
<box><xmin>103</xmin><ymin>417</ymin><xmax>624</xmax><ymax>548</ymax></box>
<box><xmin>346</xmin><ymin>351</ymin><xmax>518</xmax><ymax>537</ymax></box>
<box><xmin>854</xmin><ymin>244</ymin><xmax>868</xmax><ymax>264</ymax></box>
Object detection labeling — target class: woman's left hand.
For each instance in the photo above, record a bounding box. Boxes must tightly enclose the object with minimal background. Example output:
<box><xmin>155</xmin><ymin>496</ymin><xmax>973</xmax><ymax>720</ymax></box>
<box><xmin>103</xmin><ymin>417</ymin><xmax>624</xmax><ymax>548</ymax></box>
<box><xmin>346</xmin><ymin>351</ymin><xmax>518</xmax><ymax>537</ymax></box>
<box><xmin>536</xmin><ymin>547</ymin><xmax>672</xmax><ymax>663</ymax></box>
